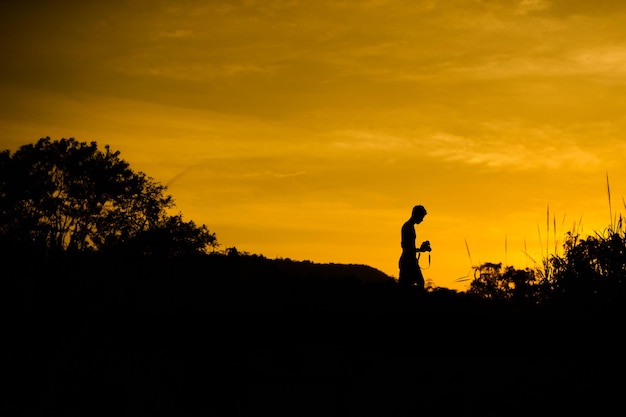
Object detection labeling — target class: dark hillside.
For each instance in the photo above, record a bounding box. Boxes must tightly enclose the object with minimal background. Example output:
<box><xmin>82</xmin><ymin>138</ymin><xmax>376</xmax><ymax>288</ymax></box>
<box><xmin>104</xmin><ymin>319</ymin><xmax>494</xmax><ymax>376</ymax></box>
<box><xmin>4</xmin><ymin>252</ymin><xmax>624</xmax><ymax>416</ymax></box>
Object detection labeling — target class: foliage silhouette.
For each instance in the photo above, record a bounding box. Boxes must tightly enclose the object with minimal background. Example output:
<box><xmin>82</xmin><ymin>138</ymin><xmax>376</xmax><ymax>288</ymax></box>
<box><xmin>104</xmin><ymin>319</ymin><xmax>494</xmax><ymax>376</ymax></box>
<box><xmin>468</xmin><ymin>262</ymin><xmax>537</xmax><ymax>305</ymax></box>
<box><xmin>546</xmin><ymin>220</ymin><xmax>626</xmax><ymax>314</ymax></box>
<box><xmin>0</xmin><ymin>137</ymin><xmax>217</xmax><ymax>256</ymax></box>
<box><xmin>466</xmin><ymin>214</ymin><xmax>626</xmax><ymax>316</ymax></box>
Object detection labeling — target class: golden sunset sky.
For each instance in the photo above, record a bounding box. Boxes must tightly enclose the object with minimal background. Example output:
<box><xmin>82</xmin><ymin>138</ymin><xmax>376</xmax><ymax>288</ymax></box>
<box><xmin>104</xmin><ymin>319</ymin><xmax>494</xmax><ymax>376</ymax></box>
<box><xmin>2</xmin><ymin>0</ymin><xmax>626</xmax><ymax>291</ymax></box>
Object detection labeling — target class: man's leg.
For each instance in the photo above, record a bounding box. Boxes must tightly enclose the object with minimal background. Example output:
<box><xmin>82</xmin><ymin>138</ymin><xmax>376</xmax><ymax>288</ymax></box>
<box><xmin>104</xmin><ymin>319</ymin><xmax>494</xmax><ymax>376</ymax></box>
<box><xmin>416</xmin><ymin>267</ymin><xmax>425</xmax><ymax>291</ymax></box>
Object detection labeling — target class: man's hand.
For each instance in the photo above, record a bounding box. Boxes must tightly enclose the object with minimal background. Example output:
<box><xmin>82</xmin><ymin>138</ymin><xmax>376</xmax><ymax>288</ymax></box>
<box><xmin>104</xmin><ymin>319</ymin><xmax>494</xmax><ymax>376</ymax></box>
<box><xmin>419</xmin><ymin>240</ymin><xmax>432</xmax><ymax>252</ymax></box>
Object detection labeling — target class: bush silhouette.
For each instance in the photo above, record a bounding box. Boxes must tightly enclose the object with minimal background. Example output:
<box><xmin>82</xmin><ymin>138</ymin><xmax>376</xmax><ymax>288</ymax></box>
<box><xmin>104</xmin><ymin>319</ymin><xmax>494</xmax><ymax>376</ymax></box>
<box><xmin>547</xmin><ymin>222</ymin><xmax>626</xmax><ymax>314</ymax></box>
<box><xmin>466</xmin><ymin>214</ymin><xmax>626</xmax><ymax>318</ymax></box>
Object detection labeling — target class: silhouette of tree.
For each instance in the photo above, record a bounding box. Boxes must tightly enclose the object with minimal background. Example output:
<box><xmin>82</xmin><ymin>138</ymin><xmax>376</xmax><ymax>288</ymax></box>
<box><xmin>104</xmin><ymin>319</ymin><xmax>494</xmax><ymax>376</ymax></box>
<box><xmin>0</xmin><ymin>137</ymin><xmax>216</xmax><ymax>255</ymax></box>
<box><xmin>548</xmin><ymin>226</ymin><xmax>626</xmax><ymax>311</ymax></box>
<box><xmin>121</xmin><ymin>214</ymin><xmax>217</xmax><ymax>257</ymax></box>
<box><xmin>468</xmin><ymin>262</ymin><xmax>507</xmax><ymax>300</ymax></box>
<box><xmin>467</xmin><ymin>262</ymin><xmax>536</xmax><ymax>305</ymax></box>
<box><xmin>467</xmin><ymin>222</ymin><xmax>626</xmax><ymax>313</ymax></box>
<box><xmin>505</xmin><ymin>265</ymin><xmax>537</xmax><ymax>306</ymax></box>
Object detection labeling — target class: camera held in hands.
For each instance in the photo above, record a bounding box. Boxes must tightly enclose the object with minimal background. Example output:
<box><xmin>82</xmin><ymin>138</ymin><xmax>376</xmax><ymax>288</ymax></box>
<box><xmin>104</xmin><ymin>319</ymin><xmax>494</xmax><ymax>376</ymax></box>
<box><xmin>419</xmin><ymin>240</ymin><xmax>432</xmax><ymax>252</ymax></box>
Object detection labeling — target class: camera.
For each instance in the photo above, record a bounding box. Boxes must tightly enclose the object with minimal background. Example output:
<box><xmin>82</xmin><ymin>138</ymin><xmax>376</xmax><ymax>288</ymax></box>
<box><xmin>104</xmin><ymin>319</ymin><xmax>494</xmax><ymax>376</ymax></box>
<box><xmin>420</xmin><ymin>240</ymin><xmax>431</xmax><ymax>252</ymax></box>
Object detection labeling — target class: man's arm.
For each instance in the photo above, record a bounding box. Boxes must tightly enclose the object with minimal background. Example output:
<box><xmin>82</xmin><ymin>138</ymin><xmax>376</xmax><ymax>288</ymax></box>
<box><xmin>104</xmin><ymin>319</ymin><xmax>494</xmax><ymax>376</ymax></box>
<box><xmin>418</xmin><ymin>240</ymin><xmax>431</xmax><ymax>252</ymax></box>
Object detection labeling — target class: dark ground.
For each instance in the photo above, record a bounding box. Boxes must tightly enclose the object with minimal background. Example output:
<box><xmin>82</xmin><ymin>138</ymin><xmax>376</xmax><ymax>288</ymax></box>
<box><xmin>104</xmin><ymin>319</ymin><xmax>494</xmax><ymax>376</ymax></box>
<box><xmin>4</xmin><ymin>254</ymin><xmax>625</xmax><ymax>416</ymax></box>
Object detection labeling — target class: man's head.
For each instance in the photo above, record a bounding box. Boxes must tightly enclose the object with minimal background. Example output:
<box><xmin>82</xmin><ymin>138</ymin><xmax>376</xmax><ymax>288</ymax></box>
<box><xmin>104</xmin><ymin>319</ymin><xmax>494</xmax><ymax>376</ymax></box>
<box><xmin>411</xmin><ymin>205</ymin><xmax>427</xmax><ymax>223</ymax></box>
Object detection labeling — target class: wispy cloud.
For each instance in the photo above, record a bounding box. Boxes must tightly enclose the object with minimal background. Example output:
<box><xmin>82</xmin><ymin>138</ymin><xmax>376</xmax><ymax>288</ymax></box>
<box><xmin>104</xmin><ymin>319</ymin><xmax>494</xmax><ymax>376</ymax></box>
<box><xmin>446</xmin><ymin>45</ymin><xmax>626</xmax><ymax>82</ymax></box>
<box><xmin>516</xmin><ymin>0</ymin><xmax>551</xmax><ymax>16</ymax></box>
<box><xmin>426</xmin><ymin>130</ymin><xmax>603</xmax><ymax>170</ymax></box>
<box><xmin>570</xmin><ymin>46</ymin><xmax>626</xmax><ymax>78</ymax></box>
<box><xmin>325</xmin><ymin>126</ymin><xmax>605</xmax><ymax>171</ymax></box>
<box><xmin>329</xmin><ymin>130</ymin><xmax>415</xmax><ymax>151</ymax></box>
<box><xmin>158</xmin><ymin>29</ymin><xmax>193</xmax><ymax>39</ymax></box>
<box><xmin>222</xmin><ymin>63</ymin><xmax>281</xmax><ymax>77</ymax></box>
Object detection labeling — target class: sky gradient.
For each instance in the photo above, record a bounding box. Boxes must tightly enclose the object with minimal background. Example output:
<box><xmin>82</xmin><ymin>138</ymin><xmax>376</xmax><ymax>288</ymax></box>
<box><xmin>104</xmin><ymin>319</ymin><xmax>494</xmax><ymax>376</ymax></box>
<box><xmin>2</xmin><ymin>0</ymin><xmax>626</xmax><ymax>290</ymax></box>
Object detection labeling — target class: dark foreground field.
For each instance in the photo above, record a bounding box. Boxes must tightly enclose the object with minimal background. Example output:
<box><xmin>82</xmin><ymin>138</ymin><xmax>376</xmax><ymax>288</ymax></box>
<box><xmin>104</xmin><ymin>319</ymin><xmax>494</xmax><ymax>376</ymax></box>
<box><xmin>5</xmin><ymin>253</ymin><xmax>625</xmax><ymax>416</ymax></box>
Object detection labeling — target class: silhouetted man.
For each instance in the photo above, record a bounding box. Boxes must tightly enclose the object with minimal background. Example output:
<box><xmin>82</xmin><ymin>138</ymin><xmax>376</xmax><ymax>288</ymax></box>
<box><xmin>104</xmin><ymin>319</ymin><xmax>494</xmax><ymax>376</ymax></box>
<box><xmin>399</xmin><ymin>205</ymin><xmax>430</xmax><ymax>290</ymax></box>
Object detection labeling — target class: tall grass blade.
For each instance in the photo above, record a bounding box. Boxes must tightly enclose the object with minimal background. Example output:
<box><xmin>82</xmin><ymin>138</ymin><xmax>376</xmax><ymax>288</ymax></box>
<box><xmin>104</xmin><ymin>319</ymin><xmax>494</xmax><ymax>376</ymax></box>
<box><xmin>546</xmin><ymin>204</ymin><xmax>550</xmax><ymax>262</ymax></box>
<box><xmin>607</xmin><ymin>171</ymin><xmax>613</xmax><ymax>231</ymax></box>
<box><xmin>504</xmin><ymin>234</ymin><xmax>508</xmax><ymax>266</ymax></box>
<box><xmin>523</xmin><ymin>237</ymin><xmax>528</xmax><ymax>268</ymax></box>
<box><xmin>537</xmin><ymin>224</ymin><xmax>543</xmax><ymax>260</ymax></box>
<box><xmin>553</xmin><ymin>214</ymin><xmax>558</xmax><ymax>257</ymax></box>
<box><xmin>464</xmin><ymin>238</ymin><xmax>472</xmax><ymax>266</ymax></box>
<box><xmin>456</xmin><ymin>238</ymin><xmax>474</xmax><ymax>282</ymax></box>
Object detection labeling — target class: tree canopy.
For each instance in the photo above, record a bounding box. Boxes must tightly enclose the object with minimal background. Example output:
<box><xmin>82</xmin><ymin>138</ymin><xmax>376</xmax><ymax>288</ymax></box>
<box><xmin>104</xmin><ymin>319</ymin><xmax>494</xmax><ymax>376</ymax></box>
<box><xmin>0</xmin><ymin>137</ymin><xmax>217</xmax><ymax>256</ymax></box>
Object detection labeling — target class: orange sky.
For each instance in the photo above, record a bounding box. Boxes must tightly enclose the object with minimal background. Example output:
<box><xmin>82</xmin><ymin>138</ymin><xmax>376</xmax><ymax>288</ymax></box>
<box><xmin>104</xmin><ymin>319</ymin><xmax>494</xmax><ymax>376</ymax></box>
<box><xmin>2</xmin><ymin>0</ymin><xmax>626</xmax><ymax>291</ymax></box>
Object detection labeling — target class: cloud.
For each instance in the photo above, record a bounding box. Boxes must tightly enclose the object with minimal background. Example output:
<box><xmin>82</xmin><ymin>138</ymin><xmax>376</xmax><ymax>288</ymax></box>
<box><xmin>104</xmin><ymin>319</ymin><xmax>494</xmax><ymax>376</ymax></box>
<box><xmin>426</xmin><ymin>129</ymin><xmax>603</xmax><ymax>171</ymax></box>
<box><xmin>329</xmin><ymin>130</ymin><xmax>415</xmax><ymax>151</ymax></box>
<box><xmin>516</xmin><ymin>0</ymin><xmax>551</xmax><ymax>15</ymax></box>
<box><xmin>158</xmin><ymin>29</ymin><xmax>193</xmax><ymax>39</ymax></box>
<box><xmin>570</xmin><ymin>47</ymin><xmax>626</xmax><ymax>78</ymax></box>
<box><xmin>242</xmin><ymin>170</ymin><xmax>307</xmax><ymax>179</ymax></box>
<box><xmin>222</xmin><ymin>63</ymin><xmax>280</xmax><ymax>77</ymax></box>
<box><xmin>445</xmin><ymin>45</ymin><xmax>626</xmax><ymax>83</ymax></box>
<box><xmin>322</xmin><ymin>125</ymin><xmax>606</xmax><ymax>172</ymax></box>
